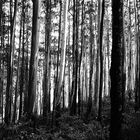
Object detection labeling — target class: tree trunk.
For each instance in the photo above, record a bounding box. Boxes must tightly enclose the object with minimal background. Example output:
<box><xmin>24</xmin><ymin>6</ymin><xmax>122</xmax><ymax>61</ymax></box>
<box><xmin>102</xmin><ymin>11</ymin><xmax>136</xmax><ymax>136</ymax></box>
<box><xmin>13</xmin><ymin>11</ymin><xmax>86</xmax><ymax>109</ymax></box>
<box><xmin>43</xmin><ymin>0</ymin><xmax>51</xmax><ymax>117</ymax></box>
<box><xmin>5</xmin><ymin>0</ymin><xmax>17</xmax><ymax>125</ymax></box>
<box><xmin>70</xmin><ymin>0</ymin><xmax>79</xmax><ymax>116</ymax></box>
<box><xmin>98</xmin><ymin>0</ymin><xmax>105</xmax><ymax>121</ymax></box>
<box><xmin>12</xmin><ymin>7</ymin><xmax>23</xmax><ymax>122</ymax></box>
<box><xmin>54</xmin><ymin>0</ymin><xmax>69</xmax><ymax>122</ymax></box>
<box><xmin>86</xmin><ymin>1</ymin><xmax>94</xmax><ymax>119</ymax></box>
<box><xmin>110</xmin><ymin>0</ymin><xmax>123</xmax><ymax>139</ymax></box>
<box><xmin>128</xmin><ymin>0</ymin><xmax>132</xmax><ymax>100</ymax></box>
<box><xmin>19</xmin><ymin>0</ymin><xmax>25</xmax><ymax>120</ymax></box>
<box><xmin>24</xmin><ymin>8</ymin><xmax>29</xmax><ymax>114</ymax></box>
<box><xmin>28</xmin><ymin>0</ymin><xmax>40</xmax><ymax>115</ymax></box>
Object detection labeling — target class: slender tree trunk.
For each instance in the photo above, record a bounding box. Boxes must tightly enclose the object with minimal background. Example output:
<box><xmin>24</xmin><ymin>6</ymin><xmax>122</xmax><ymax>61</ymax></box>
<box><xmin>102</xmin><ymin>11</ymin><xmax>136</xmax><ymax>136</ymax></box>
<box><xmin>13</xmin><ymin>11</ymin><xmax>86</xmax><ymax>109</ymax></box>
<box><xmin>52</xmin><ymin>0</ymin><xmax>62</xmax><ymax>123</ymax></box>
<box><xmin>128</xmin><ymin>0</ymin><xmax>132</xmax><ymax>99</ymax></box>
<box><xmin>94</xmin><ymin>0</ymin><xmax>101</xmax><ymax>109</ymax></box>
<box><xmin>78</xmin><ymin>0</ymin><xmax>85</xmax><ymax>116</ymax></box>
<box><xmin>24</xmin><ymin>9</ymin><xmax>29</xmax><ymax>114</ymax></box>
<box><xmin>98</xmin><ymin>0</ymin><xmax>105</xmax><ymax>121</ymax></box>
<box><xmin>19</xmin><ymin>0</ymin><xmax>25</xmax><ymax>120</ymax></box>
<box><xmin>13</xmin><ymin>8</ymin><xmax>23</xmax><ymax>122</ymax></box>
<box><xmin>1</xmin><ymin>9</ymin><xmax>5</xmax><ymax>123</ymax></box>
<box><xmin>79</xmin><ymin>0</ymin><xmax>85</xmax><ymax>116</ymax></box>
<box><xmin>134</xmin><ymin>0</ymin><xmax>140</xmax><ymax>111</ymax></box>
<box><xmin>54</xmin><ymin>0</ymin><xmax>69</xmax><ymax>121</ymax></box>
<box><xmin>72</xmin><ymin>0</ymin><xmax>79</xmax><ymax>115</ymax></box>
<box><xmin>68</xmin><ymin>18</ymin><xmax>71</xmax><ymax>109</ymax></box>
<box><xmin>0</xmin><ymin>0</ymin><xmax>3</xmax><ymax>121</ymax></box>
<box><xmin>43</xmin><ymin>0</ymin><xmax>51</xmax><ymax>117</ymax></box>
<box><xmin>70</xmin><ymin>0</ymin><xmax>76</xmax><ymax>115</ymax></box>
<box><xmin>86</xmin><ymin>1</ymin><xmax>94</xmax><ymax>119</ymax></box>
<box><xmin>28</xmin><ymin>0</ymin><xmax>40</xmax><ymax>115</ymax></box>
<box><xmin>122</xmin><ymin>4</ymin><xmax>126</xmax><ymax>112</ymax></box>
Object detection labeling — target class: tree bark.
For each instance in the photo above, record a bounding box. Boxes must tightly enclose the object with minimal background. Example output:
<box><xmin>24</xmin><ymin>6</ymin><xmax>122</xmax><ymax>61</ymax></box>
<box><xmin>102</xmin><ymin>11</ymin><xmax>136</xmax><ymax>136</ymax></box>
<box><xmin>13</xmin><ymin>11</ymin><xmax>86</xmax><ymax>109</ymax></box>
<box><xmin>110</xmin><ymin>0</ymin><xmax>123</xmax><ymax>139</ymax></box>
<box><xmin>86</xmin><ymin>1</ymin><xmax>94</xmax><ymax>119</ymax></box>
<box><xmin>12</xmin><ymin>6</ymin><xmax>23</xmax><ymax>122</ymax></box>
<box><xmin>43</xmin><ymin>0</ymin><xmax>51</xmax><ymax>117</ymax></box>
<box><xmin>98</xmin><ymin>0</ymin><xmax>105</xmax><ymax>121</ymax></box>
<box><xmin>55</xmin><ymin>0</ymin><xmax>69</xmax><ymax>113</ymax></box>
<box><xmin>28</xmin><ymin>0</ymin><xmax>40</xmax><ymax>115</ymax></box>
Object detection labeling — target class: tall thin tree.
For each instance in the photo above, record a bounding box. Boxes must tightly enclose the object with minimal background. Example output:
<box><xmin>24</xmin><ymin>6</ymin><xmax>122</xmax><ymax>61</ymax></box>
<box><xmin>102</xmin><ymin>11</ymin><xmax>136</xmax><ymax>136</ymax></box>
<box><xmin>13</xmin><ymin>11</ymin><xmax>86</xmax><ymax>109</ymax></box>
<box><xmin>28</xmin><ymin>0</ymin><xmax>40</xmax><ymax>115</ymax></box>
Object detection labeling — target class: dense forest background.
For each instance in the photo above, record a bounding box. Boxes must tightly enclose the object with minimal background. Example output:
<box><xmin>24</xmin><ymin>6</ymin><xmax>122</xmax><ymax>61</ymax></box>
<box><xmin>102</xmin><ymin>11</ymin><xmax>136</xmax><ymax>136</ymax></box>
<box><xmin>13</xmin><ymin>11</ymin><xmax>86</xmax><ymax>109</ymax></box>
<box><xmin>0</xmin><ymin>0</ymin><xmax>140</xmax><ymax>140</ymax></box>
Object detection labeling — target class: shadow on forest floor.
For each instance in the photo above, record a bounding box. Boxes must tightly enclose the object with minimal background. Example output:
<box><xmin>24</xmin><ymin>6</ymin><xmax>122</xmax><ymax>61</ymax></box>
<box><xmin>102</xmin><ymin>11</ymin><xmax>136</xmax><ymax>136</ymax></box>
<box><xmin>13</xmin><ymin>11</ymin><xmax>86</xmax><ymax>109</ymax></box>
<box><xmin>122</xmin><ymin>111</ymin><xmax>140</xmax><ymax>140</ymax></box>
<box><xmin>0</xmin><ymin>102</ymin><xmax>140</xmax><ymax>140</ymax></box>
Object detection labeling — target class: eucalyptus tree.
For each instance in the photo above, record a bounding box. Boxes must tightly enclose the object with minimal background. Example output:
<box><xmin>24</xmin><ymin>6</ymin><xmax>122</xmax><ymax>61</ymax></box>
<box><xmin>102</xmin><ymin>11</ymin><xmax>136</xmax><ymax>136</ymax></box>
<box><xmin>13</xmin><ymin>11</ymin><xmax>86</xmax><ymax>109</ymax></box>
<box><xmin>28</xmin><ymin>0</ymin><xmax>41</xmax><ymax>115</ymax></box>
<box><xmin>54</xmin><ymin>0</ymin><xmax>69</xmax><ymax>119</ymax></box>
<box><xmin>13</xmin><ymin>1</ymin><xmax>24</xmax><ymax>123</ymax></box>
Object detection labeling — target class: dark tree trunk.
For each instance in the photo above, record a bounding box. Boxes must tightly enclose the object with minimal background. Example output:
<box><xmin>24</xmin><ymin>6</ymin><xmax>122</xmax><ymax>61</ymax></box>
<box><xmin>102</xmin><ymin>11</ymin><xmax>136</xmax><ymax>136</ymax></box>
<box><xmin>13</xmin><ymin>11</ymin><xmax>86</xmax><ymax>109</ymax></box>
<box><xmin>98</xmin><ymin>0</ymin><xmax>105</xmax><ymax>121</ymax></box>
<box><xmin>86</xmin><ymin>1</ymin><xmax>94</xmax><ymax>119</ymax></box>
<box><xmin>110</xmin><ymin>0</ymin><xmax>123</xmax><ymax>139</ymax></box>
<box><xmin>70</xmin><ymin>0</ymin><xmax>79</xmax><ymax>116</ymax></box>
<box><xmin>43</xmin><ymin>0</ymin><xmax>51</xmax><ymax>118</ymax></box>
<box><xmin>52</xmin><ymin>0</ymin><xmax>62</xmax><ymax>126</ymax></box>
<box><xmin>70</xmin><ymin>0</ymin><xmax>76</xmax><ymax>115</ymax></box>
<box><xmin>19</xmin><ymin>0</ymin><xmax>25</xmax><ymax>120</ymax></box>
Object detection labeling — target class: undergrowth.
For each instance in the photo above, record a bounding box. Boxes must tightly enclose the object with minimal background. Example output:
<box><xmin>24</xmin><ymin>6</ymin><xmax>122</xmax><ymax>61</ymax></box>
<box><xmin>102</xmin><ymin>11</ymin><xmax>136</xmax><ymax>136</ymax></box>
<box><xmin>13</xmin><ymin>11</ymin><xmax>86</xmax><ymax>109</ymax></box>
<box><xmin>0</xmin><ymin>100</ymin><xmax>140</xmax><ymax>140</ymax></box>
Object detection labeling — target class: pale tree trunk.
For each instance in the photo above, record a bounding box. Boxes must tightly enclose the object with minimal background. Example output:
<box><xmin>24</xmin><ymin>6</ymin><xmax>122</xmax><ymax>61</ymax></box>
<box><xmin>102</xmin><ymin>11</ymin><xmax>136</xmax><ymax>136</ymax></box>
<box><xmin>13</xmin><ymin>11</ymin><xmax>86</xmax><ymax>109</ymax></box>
<box><xmin>24</xmin><ymin>8</ymin><xmax>29</xmax><ymax>114</ymax></box>
<box><xmin>28</xmin><ymin>0</ymin><xmax>40</xmax><ymax>115</ymax></box>
<box><xmin>94</xmin><ymin>0</ymin><xmax>101</xmax><ymax>110</ymax></box>
<box><xmin>70</xmin><ymin>0</ymin><xmax>76</xmax><ymax>115</ymax></box>
<box><xmin>80</xmin><ymin>0</ymin><xmax>85</xmax><ymax>116</ymax></box>
<box><xmin>12</xmin><ymin>7</ymin><xmax>23</xmax><ymax>123</ymax></box>
<box><xmin>54</xmin><ymin>0</ymin><xmax>69</xmax><ymax>115</ymax></box>
<box><xmin>85</xmin><ymin>53</ymin><xmax>88</xmax><ymax>102</ymax></box>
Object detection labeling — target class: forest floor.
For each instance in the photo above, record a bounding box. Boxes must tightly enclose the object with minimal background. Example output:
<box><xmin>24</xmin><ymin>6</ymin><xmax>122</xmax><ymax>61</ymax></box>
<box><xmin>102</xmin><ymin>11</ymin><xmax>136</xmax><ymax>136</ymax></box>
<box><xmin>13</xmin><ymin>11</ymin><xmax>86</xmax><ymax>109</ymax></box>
<box><xmin>0</xmin><ymin>101</ymin><xmax>140</xmax><ymax>140</ymax></box>
<box><xmin>122</xmin><ymin>105</ymin><xmax>140</xmax><ymax>140</ymax></box>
